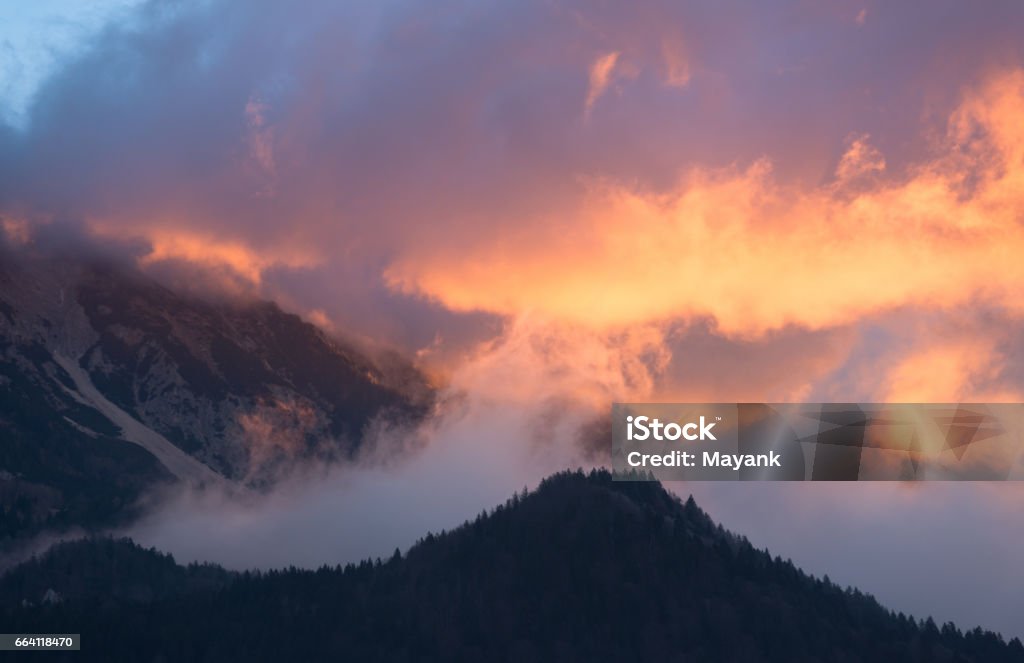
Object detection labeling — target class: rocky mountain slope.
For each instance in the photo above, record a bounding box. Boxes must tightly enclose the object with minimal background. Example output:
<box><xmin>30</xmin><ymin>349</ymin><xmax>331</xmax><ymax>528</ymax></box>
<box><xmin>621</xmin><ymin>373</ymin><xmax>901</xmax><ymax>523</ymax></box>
<box><xmin>0</xmin><ymin>247</ymin><xmax>430</xmax><ymax>542</ymax></box>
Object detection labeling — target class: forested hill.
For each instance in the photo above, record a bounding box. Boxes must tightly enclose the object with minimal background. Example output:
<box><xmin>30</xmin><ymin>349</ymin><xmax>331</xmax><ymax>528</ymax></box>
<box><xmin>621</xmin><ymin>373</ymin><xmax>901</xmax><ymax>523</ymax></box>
<box><xmin>4</xmin><ymin>470</ymin><xmax>1023</xmax><ymax>662</ymax></box>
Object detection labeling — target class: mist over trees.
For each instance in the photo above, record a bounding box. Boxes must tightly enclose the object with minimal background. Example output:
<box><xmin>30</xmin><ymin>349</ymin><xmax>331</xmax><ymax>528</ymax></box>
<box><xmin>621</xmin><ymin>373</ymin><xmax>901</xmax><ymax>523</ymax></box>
<box><xmin>5</xmin><ymin>470</ymin><xmax>1021</xmax><ymax>662</ymax></box>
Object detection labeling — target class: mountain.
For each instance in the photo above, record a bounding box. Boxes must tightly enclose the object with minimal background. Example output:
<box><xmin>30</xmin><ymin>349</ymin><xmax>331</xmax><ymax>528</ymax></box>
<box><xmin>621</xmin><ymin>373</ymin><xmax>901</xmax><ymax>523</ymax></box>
<box><xmin>0</xmin><ymin>248</ymin><xmax>431</xmax><ymax>543</ymax></box>
<box><xmin>4</xmin><ymin>470</ymin><xmax>1022</xmax><ymax>662</ymax></box>
<box><xmin>0</xmin><ymin>537</ymin><xmax>233</xmax><ymax>608</ymax></box>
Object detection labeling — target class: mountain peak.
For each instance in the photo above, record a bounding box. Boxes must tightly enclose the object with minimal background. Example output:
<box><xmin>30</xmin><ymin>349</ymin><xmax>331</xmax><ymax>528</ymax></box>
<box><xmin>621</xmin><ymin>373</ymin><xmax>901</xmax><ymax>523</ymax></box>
<box><xmin>0</xmin><ymin>251</ymin><xmax>431</xmax><ymax>542</ymax></box>
<box><xmin>4</xmin><ymin>471</ymin><xmax>1022</xmax><ymax>662</ymax></box>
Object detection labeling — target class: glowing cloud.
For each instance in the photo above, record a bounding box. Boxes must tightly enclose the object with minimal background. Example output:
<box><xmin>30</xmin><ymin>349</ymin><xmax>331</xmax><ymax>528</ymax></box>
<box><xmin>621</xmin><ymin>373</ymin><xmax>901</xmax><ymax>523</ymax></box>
<box><xmin>882</xmin><ymin>338</ymin><xmax>1014</xmax><ymax>403</ymax></box>
<box><xmin>585</xmin><ymin>51</ymin><xmax>620</xmax><ymax>114</ymax></box>
<box><xmin>133</xmin><ymin>229</ymin><xmax>318</xmax><ymax>285</ymax></box>
<box><xmin>387</xmin><ymin>70</ymin><xmax>1024</xmax><ymax>338</ymax></box>
<box><xmin>834</xmin><ymin>134</ymin><xmax>885</xmax><ymax>183</ymax></box>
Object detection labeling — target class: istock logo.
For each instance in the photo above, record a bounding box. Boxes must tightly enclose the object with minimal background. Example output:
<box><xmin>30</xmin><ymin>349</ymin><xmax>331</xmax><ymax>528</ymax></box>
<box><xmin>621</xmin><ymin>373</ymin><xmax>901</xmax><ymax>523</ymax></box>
<box><xmin>626</xmin><ymin>415</ymin><xmax>717</xmax><ymax>441</ymax></box>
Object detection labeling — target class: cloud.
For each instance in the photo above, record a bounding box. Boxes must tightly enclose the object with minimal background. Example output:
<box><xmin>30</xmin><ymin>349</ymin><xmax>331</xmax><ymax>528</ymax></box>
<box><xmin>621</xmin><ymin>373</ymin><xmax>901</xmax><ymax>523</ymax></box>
<box><xmin>4</xmin><ymin>0</ymin><xmax>1024</xmax><ymax>359</ymax></box>
<box><xmin>132</xmin><ymin>228</ymin><xmax>317</xmax><ymax>286</ymax></box>
<box><xmin>834</xmin><ymin>133</ymin><xmax>885</xmax><ymax>182</ymax></box>
<box><xmin>124</xmin><ymin>352</ymin><xmax>591</xmax><ymax>569</ymax></box>
<box><xmin>387</xmin><ymin>70</ymin><xmax>1024</xmax><ymax>338</ymax></box>
<box><xmin>585</xmin><ymin>51</ymin><xmax>620</xmax><ymax>113</ymax></box>
<box><xmin>882</xmin><ymin>337</ymin><xmax>1011</xmax><ymax>402</ymax></box>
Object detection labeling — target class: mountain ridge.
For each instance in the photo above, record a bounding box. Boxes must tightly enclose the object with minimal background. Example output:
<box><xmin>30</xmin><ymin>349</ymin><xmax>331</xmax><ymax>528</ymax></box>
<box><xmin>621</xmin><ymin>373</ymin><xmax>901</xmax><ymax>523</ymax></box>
<box><xmin>0</xmin><ymin>248</ymin><xmax>431</xmax><ymax>543</ymax></box>
<box><xmin>4</xmin><ymin>470</ymin><xmax>1021</xmax><ymax>662</ymax></box>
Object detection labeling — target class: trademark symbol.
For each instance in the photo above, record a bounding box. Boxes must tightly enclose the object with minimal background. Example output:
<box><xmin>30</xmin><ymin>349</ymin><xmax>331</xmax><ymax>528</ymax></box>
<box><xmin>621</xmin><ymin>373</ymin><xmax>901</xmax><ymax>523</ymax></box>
<box><xmin>716</xmin><ymin>417</ymin><xmax>722</xmax><ymax>421</ymax></box>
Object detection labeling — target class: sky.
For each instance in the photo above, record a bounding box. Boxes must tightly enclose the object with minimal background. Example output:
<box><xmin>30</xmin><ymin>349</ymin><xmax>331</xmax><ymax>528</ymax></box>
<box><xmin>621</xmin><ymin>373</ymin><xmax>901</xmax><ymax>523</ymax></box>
<box><xmin>3</xmin><ymin>0</ymin><xmax>1024</xmax><ymax>641</ymax></box>
<box><xmin>0</xmin><ymin>0</ymin><xmax>144</xmax><ymax>126</ymax></box>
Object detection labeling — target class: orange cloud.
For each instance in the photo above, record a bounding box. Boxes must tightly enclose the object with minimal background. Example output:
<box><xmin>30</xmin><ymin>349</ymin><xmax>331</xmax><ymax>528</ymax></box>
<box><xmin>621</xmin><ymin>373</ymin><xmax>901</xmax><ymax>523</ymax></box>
<box><xmin>0</xmin><ymin>217</ymin><xmax>30</xmax><ymax>245</ymax></box>
<box><xmin>129</xmin><ymin>229</ymin><xmax>318</xmax><ymax>285</ymax></box>
<box><xmin>883</xmin><ymin>337</ymin><xmax>1021</xmax><ymax>403</ymax></box>
<box><xmin>834</xmin><ymin>133</ymin><xmax>885</xmax><ymax>183</ymax></box>
<box><xmin>386</xmin><ymin>69</ymin><xmax>1024</xmax><ymax>338</ymax></box>
<box><xmin>237</xmin><ymin>395</ymin><xmax>323</xmax><ymax>481</ymax></box>
<box><xmin>447</xmin><ymin>315</ymin><xmax>671</xmax><ymax>408</ymax></box>
<box><xmin>585</xmin><ymin>51</ymin><xmax>620</xmax><ymax>114</ymax></box>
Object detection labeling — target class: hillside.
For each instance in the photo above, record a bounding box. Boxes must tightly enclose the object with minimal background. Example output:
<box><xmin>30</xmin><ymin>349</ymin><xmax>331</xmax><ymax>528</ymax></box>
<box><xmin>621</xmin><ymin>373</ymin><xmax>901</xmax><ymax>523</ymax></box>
<box><xmin>4</xmin><ymin>470</ymin><xmax>1022</xmax><ymax>662</ymax></box>
<box><xmin>0</xmin><ymin>537</ymin><xmax>232</xmax><ymax>608</ymax></box>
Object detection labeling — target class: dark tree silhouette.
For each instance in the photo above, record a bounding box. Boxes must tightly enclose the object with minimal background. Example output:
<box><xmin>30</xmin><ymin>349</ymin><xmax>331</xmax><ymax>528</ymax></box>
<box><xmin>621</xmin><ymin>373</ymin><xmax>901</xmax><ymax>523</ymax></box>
<box><xmin>4</xmin><ymin>470</ymin><xmax>1021</xmax><ymax>662</ymax></box>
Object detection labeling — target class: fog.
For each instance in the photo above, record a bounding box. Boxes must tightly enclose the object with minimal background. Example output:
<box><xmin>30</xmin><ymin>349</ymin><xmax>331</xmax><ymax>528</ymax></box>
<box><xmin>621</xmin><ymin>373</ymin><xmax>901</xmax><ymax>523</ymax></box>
<box><xmin>687</xmin><ymin>481</ymin><xmax>1024</xmax><ymax>641</ymax></box>
<box><xmin>125</xmin><ymin>395</ymin><xmax>1024</xmax><ymax>640</ymax></box>
<box><xmin>120</xmin><ymin>317</ymin><xmax>1024</xmax><ymax>641</ymax></box>
<box><xmin>125</xmin><ymin>389</ymin><xmax>588</xmax><ymax>569</ymax></box>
